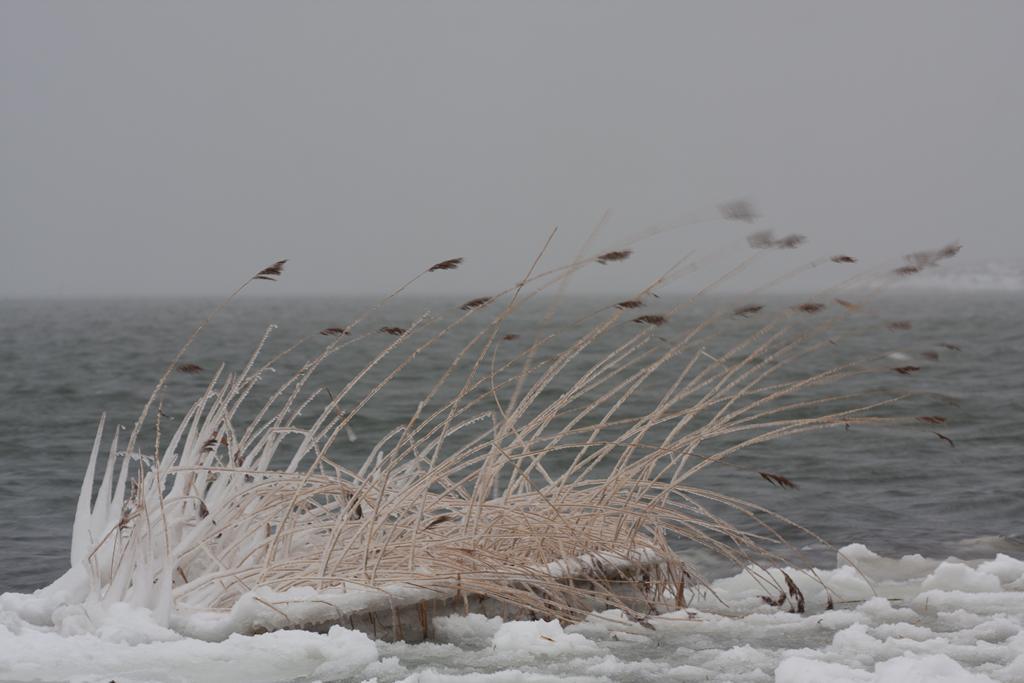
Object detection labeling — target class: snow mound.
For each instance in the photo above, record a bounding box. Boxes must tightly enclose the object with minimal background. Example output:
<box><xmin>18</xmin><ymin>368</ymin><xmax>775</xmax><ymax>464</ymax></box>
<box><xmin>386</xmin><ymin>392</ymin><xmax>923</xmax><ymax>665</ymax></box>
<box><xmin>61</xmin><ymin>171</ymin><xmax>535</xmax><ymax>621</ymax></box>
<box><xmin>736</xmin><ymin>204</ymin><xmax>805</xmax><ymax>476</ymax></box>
<box><xmin>1</xmin><ymin>544</ymin><xmax>1023</xmax><ymax>682</ymax></box>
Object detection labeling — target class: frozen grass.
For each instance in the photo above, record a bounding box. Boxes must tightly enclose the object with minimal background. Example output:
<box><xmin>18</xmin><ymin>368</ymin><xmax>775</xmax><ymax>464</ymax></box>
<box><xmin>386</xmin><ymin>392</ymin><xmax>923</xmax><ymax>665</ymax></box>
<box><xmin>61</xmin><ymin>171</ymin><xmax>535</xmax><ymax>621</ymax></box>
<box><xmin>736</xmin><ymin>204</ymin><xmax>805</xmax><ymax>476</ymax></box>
<box><xmin>68</xmin><ymin>216</ymin><xmax>960</xmax><ymax>634</ymax></box>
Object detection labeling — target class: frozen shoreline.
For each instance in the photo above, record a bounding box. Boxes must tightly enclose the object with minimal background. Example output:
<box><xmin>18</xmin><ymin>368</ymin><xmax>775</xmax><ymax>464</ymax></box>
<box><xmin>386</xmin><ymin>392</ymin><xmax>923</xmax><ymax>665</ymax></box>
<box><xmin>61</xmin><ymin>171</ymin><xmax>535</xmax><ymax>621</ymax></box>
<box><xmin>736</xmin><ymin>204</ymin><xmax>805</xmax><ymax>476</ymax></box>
<box><xmin>3</xmin><ymin>544</ymin><xmax>1023</xmax><ymax>682</ymax></box>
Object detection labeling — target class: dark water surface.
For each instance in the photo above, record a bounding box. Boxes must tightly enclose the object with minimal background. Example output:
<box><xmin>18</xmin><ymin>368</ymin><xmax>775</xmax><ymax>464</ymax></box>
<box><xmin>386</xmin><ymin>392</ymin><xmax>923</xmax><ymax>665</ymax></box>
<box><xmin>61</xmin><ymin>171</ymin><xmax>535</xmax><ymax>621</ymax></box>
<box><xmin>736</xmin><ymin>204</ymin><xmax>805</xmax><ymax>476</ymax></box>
<box><xmin>1</xmin><ymin>294</ymin><xmax>1021</xmax><ymax>593</ymax></box>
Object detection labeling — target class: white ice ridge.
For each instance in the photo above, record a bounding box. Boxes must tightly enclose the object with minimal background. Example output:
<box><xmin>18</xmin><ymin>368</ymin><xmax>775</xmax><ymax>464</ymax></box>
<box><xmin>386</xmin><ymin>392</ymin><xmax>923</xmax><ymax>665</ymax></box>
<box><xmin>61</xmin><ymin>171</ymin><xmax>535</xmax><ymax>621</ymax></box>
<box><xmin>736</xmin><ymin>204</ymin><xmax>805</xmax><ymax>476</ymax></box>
<box><xmin>3</xmin><ymin>543</ymin><xmax>1024</xmax><ymax>682</ymax></box>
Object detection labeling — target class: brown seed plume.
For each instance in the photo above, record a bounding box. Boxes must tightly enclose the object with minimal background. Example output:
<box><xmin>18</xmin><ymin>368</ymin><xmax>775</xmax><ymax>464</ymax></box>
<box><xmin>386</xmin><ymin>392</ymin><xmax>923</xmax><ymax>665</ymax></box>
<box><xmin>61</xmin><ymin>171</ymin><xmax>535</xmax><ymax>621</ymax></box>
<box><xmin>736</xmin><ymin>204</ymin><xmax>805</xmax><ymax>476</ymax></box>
<box><xmin>794</xmin><ymin>302</ymin><xmax>825</xmax><ymax>314</ymax></box>
<box><xmin>719</xmin><ymin>199</ymin><xmax>756</xmax><ymax>223</ymax></box>
<box><xmin>177</xmin><ymin>363</ymin><xmax>203</xmax><ymax>374</ymax></box>
<box><xmin>892</xmin><ymin>365</ymin><xmax>921</xmax><ymax>375</ymax></box>
<box><xmin>596</xmin><ymin>250</ymin><xmax>632</xmax><ymax>265</ymax></box>
<box><xmin>887</xmin><ymin>321</ymin><xmax>913</xmax><ymax>331</ymax></box>
<box><xmin>615</xmin><ymin>300</ymin><xmax>644</xmax><ymax>309</ymax></box>
<box><xmin>892</xmin><ymin>265</ymin><xmax>920</xmax><ymax>277</ymax></box>
<box><xmin>939</xmin><ymin>343</ymin><xmax>962</xmax><ymax>351</ymax></box>
<box><xmin>834</xmin><ymin>298</ymin><xmax>861</xmax><ymax>311</ymax></box>
<box><xmin>379</xmin><ymin>326</ymin><xmax>406</xmax><ymax>336</ymax></box>
<box><xmin>920</xmin><ymin>350</ymin><xmax>940</xmax><ymax>361</ymax></box>
<box><xmin>460</xmin><ymin>297</ymin><xmax>492</xmax><ymax>311</ymax></box>
<box><xmin>759</xmin><ymin>471</ymin><xmax>798</xmax><ymax>489</ymax></box>
<box><xmin>831</xmin><ymin>255</ymin><xmax>857</xmax><ymax>263</ymax></box>
<box><xmin>319</xmin><ymin>327</ymin><xmax>349</xmax><ymax>336</ymax></box>
<box><xmin>502</xmin><ymin>334</ymin><xmax>520</xmax><ymax>341</ymax></box>
<box><xmin>783</xmin><ymin>572</ymin><xmax>806</xmax><ymax>614</ymax></box>
<box><xmin>904</xmin><ymin>242</ymin><xmax>962</xmax><ymax>270</ymax></box>
<box><xmin>916</xmin><ymin>416</ymin><xmax>946</xmax><ymax>425</ymax></box>
<box><xmin>776</xmin><ymin>234</ymin><xmax>806</xmax><ymax>248</ymax></box>
<box><xmin>253</xmin><ymin>260</ymin><xmax>287</xmax><ymax>281</ymax></box>
<box><xmin>748</xmin><ymin>231</ymin><xmax>806</xmax><ymax>249</ymax></box>
<box><xmin>734</xmin><ymin>304</ymin><xmax>763</xmax><ymax>317</ymax></box>
<box><xmin>428</xmin><ymin>257</ymin><xmax>463</xmax><ymax>272</ymax></box>
<box><xmin>632</xmin><ymin>314</ymin><xmax>667</xmax><ymax>326</ymax></box>
<box><xmin>935</xmin><ymin>432</ymin><xmax>956</xmax><ymax>448</ymax></box>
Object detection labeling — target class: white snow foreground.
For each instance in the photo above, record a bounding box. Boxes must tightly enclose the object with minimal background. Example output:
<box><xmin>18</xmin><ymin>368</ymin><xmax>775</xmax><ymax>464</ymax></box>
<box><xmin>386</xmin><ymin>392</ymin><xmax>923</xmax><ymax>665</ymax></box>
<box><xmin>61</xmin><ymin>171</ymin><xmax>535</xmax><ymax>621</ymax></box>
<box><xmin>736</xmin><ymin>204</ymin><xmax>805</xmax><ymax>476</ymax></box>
<box><xmin>3</xmin><ymin>544</ymin><xmax>1024</xmax><ymax>682</ymax></box>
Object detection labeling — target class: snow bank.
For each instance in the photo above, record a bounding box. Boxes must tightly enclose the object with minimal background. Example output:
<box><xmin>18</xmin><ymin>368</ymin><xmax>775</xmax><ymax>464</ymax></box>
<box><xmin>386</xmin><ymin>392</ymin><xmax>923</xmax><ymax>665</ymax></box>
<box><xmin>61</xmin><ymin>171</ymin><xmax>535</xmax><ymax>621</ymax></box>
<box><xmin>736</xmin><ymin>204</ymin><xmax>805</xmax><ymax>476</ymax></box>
<box><xmin>2</xmin><ymin>544</ymin><xmax>1023</xmax><ymax>682</ymax></box>
<box><xmin>0</xmin><ymin>621</ymin><xmax>378</xmax><ymax>683</ymax></box>
<box><xmin>776</xmin><ymin>653</ymin><xmax>995</xmax><ymax>683</ymax></box>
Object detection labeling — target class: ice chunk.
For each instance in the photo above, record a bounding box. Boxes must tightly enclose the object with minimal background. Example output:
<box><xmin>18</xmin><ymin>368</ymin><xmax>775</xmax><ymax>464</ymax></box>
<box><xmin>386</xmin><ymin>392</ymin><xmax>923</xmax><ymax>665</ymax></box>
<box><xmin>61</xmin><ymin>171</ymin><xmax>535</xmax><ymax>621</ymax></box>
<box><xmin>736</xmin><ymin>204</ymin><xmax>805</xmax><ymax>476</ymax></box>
<box><xmin>491</xmin><ymin>619</ymin><xmax>600</xmax><ymax>656</ymax></box>
<box><xmin>978</xmin><ymin>555</ymin><xmax>1024</xmax><ymax>586</ymax></box>
<box><xmin>922</xmin><ymin>562</ymin><xmax>1004</xmax><ymax>593</ymax></box>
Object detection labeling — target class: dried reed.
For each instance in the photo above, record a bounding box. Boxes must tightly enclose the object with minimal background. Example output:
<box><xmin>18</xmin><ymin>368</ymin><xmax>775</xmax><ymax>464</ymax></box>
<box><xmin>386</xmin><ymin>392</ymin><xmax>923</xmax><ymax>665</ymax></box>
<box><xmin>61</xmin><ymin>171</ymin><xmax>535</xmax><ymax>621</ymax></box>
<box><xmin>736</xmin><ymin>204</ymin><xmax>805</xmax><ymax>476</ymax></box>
<box><xmin>66</xmin><ymin>223</ymin><xmax>957</xmax><ymax>637</ymax></box>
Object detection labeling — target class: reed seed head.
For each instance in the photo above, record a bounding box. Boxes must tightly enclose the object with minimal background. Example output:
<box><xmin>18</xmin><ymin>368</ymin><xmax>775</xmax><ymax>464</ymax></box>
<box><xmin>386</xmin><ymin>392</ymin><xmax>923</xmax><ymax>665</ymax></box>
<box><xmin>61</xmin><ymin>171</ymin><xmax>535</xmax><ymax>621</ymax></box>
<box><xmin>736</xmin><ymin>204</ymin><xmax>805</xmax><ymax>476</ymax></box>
<box><xmin>748</xmin><ymin>231</ymin><xmax>806</xmax><ymax>249</ymax></box>
<box><xmin>429</xmin><ymin>257</ymin><xmax>463</xmax><ymax>272</ymax></box>
<box><xmin>719</xmin><ymin>199</ymin><xmax>756</xmax><ymax>222</ymax></box>
<box><xmin>253</xmin><ymin>260</ymin><xmax>287</xmax><ymax>281</ymax></box>
<box><xmin>759</xmin><ymin>471</ymin><xmax>798</xmax><ymax>489</ymax></box>
<box><xmin>834</xmin><ymin>299</ymin><xmax>861</xmax><ymax>311</ymax></box>
<box><xmin>734</xmin><ymin>304</ymin><xmax>763</xmax><ymax>317</ymax></box>
<box><xmin>460</xmin><ymin>297</ymin><xmax>492</xmax><ymax>311</ymax></box>
<box><xmin>596</xmin><ymin>250</ymin><xmax>632</xmax><ymax>265</ymax></box>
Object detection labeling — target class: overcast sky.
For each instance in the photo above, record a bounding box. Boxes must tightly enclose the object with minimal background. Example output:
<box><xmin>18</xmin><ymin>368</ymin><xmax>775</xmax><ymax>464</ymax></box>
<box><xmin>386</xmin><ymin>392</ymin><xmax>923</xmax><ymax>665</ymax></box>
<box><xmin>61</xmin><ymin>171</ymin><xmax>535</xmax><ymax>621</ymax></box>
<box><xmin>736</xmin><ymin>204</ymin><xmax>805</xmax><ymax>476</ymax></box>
<box><xmin>2</xmin><ymin>1</ymin><xmax>1022</xmax><ymax>297</ymax></box>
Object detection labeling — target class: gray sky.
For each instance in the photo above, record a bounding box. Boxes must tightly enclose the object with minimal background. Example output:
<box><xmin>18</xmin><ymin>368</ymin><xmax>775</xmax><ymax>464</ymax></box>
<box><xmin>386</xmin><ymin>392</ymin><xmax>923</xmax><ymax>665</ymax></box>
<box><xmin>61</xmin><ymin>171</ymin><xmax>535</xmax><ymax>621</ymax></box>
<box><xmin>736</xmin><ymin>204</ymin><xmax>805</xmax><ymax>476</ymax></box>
<box><xmin>2</xmin><ymin>1</ymin><xmax>1022</xmax><ymax>297</ymax></box>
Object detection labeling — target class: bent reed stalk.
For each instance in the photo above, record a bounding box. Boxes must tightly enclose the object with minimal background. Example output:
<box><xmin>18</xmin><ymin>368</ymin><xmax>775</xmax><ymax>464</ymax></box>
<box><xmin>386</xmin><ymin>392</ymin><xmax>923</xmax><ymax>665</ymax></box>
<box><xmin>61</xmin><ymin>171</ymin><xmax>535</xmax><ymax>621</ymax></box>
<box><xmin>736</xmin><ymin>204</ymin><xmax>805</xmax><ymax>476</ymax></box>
<box><xmin>68</xmin><ymin>217</ymin><xmax>959</xmax><ymax>633</ymax></box>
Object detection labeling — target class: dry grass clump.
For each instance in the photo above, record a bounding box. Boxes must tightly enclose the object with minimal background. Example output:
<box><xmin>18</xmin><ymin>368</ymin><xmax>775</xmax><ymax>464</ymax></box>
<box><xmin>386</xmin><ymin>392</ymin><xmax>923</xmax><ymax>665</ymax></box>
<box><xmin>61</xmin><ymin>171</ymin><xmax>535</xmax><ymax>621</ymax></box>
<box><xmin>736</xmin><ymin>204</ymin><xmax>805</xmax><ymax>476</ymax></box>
<box><xmin>69</xmin><ymin>216</ymin><xmax>958</xmax><ymax>633</ymax></box>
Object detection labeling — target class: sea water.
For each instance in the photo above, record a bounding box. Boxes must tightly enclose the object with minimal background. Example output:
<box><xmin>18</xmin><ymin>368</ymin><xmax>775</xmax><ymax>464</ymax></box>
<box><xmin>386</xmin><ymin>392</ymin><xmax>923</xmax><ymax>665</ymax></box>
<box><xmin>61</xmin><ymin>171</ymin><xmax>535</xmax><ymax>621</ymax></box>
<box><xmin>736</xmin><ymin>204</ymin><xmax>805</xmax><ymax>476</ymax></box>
<box><xmin>0</xmin><ymin>293</ymin><xmax>1021</xmax><ymax>681</ymax></box>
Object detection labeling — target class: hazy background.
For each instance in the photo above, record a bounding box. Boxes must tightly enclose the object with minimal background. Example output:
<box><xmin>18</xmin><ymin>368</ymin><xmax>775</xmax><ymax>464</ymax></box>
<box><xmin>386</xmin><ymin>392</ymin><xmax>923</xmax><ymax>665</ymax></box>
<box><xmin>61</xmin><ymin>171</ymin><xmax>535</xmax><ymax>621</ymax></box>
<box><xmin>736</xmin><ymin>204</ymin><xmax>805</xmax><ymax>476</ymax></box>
<box><xmin>2</xmin><ymin>1</ymin><xmax>1022</xmax><ymax>297</ymax></box>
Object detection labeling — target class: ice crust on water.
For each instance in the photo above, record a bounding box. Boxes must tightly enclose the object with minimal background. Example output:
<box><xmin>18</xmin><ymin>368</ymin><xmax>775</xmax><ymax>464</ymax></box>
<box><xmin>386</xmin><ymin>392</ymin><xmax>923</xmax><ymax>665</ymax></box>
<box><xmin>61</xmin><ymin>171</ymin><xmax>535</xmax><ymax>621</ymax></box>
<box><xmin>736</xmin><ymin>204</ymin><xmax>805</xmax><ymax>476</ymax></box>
<box><xmin>2</xmin><ymin>544</ymin><xmax>1024</xmax><ymax>682</ymax></box>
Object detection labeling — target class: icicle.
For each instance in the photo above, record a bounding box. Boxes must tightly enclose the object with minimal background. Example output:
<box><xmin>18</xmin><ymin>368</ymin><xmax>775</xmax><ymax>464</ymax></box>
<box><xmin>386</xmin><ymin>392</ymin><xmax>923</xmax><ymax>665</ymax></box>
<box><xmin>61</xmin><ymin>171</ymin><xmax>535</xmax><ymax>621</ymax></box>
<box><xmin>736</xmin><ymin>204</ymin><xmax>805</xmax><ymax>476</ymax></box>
<box><xmin>112</xmin><ymin>427</ymin><xmax>131</xmax><ymax>520</ymax></box>
<box><xmin>91</xmin><ymin>425</ymin><xmax>119</xmax><ymax>539</ymax></box>
<box><xmin>131</xmin><ymin>556</ymin><xmax>154</xmax><ymax>609</ymax></box>
<box><xmin>104</xmin><ymin>540</ymin><xmax>134</xmax><ymax>605</ymax></box>
<box><xmin>71</xmin><ymin>414</ymin><xmax>105</xmax><ymax>566</ymax></box>
<box><xmin>153</xmin><ymin>556</ymin><xmax>173</xmax><ymax>625</ymax></box>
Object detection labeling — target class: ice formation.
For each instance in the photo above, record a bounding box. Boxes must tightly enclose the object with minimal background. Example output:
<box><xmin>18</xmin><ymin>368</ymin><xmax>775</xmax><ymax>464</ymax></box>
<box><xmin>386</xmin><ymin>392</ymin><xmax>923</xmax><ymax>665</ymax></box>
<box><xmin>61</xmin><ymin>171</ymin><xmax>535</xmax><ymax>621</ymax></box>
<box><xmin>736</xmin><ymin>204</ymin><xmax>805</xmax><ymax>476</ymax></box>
<box><xmin>3</xmin><ymin>544</ymin><xmax>1023</xmax><ymax>682</ymax></box>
